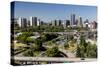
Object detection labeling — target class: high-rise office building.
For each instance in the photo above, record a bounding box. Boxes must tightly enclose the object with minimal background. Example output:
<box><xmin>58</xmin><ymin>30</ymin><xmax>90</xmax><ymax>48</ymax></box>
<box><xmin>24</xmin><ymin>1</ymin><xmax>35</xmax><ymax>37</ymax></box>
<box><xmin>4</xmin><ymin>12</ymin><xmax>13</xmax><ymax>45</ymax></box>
<box><xmin>39</xmin><ymin>21</ymin><xmax>44</xmax><ymax>25</ymax></box>
<box><xmin>52</xmin><ymin>20</ymin><xmax>62</xmax><ymax>26</ymax></box>
<box><xmin>18</xmin><ymin>17</ymin><xmax>28</xmax><ymax>28</ymax></box>
<box><xmin>27</xmin><ymin>20</ymin><xmax>30</xmax><ymax>27</ymax></box>
<box><xmin>18</xmin><ymin>17</ymin><xmax>22</xmax><ymax>27</ymax></box>
<box><xmin>57</xmin><ymin>20</ymin><xmax>62</xmax><ymax>26</ymax></box>
<box><xmin>77</xmin><ymin>16</ymin><xmax>83</xmax><ymax>27</ymax></box>
<box><xmin>71</xmin><ymin>14</ymin><xmax>76</xmax><ymax>26</ymax></box>
<box><xmin>37</xmin><ymin>19</ymin><xmax>40</xmax><ymax>26</ymax></box>
<box><xmin>83</xmin><ymin>19</ymin><xmax>89</xmax><ymax>28</ymax></box>
<box><xmin>22</xmin><ymin>18</ymin><xmax>27</xmax><ymax>28</ymax></box>
<box><xmin>65</xmin><ymin>20</ymin><xmax>70</xmax><ymax>27</ymax></box>
<box><xmin>75</xmin><ymin>19</ymin><xmax>78</xmax><ymax>25</ymax></box>
<box><xmin>84</xmin><ymin>19</ymin><xmax>89</xmax><ymax>23</ymax></box>
<box><xmin>30</xmin><ymin>17</ymin><xmax>39</xmax><ymax>26</ymax></box>
<box><xmin>52</xmin><ymin>20</ymin><xmax>57</xmax><ymax>26</ymax></box>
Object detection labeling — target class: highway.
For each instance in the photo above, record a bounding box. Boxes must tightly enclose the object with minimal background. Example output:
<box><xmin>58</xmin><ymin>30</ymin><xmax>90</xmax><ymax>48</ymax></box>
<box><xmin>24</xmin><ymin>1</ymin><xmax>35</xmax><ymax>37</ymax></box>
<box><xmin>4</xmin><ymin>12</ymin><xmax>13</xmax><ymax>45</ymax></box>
<box><xmin>12</xmin><ymin>57</ymin><xmax>97</xmax><ymax>62</ymax></box>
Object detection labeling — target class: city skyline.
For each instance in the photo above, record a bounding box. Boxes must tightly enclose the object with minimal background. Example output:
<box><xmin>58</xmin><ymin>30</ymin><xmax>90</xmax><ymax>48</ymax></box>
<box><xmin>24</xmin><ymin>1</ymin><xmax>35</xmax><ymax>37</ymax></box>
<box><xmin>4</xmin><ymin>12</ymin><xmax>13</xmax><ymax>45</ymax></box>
<box><xmin>13</xmin><ymin>1</ymin><xmax>97</xmax><ymax>22</ymax></box>
<box><xmin>11</xmin><ymin>2</ymin><xmax>97</xmax><ymax>65</ymax></box>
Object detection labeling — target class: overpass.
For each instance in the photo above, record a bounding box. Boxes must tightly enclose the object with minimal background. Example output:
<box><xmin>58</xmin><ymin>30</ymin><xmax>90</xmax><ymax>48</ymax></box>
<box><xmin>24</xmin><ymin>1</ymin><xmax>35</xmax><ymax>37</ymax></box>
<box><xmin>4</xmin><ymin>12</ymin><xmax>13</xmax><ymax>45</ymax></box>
<box><xmin>12</xmin><ymin>57</ymin><xmax>97</xmax><ymax>62</ymax></box>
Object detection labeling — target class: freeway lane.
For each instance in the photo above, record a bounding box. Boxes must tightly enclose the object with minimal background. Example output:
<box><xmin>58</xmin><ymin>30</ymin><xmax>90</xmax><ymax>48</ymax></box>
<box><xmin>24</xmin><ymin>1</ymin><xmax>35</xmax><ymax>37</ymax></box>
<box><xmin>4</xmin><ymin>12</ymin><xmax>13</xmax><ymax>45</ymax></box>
<box><xmin>12</xmin><ymin>57</ymin><xmax>97</xmax><ymax>62</ymax></box>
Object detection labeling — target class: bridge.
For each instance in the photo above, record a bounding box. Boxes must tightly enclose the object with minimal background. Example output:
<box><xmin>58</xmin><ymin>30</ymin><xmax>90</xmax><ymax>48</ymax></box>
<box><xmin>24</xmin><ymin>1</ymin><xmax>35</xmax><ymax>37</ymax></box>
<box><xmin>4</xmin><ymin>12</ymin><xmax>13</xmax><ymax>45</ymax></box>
<box><xmin>12</xmin><ymin>57</ymin><xmax>97</xmax><ymax>62</ymax></box>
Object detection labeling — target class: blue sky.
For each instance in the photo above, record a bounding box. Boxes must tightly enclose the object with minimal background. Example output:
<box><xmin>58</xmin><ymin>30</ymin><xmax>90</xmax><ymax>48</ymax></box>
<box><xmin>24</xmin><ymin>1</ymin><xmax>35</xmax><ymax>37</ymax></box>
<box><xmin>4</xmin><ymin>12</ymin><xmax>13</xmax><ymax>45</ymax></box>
<box><xmin>13</xmin><ymin>1</ymin><xmax>97</xmax><ymax>22</ymax></box>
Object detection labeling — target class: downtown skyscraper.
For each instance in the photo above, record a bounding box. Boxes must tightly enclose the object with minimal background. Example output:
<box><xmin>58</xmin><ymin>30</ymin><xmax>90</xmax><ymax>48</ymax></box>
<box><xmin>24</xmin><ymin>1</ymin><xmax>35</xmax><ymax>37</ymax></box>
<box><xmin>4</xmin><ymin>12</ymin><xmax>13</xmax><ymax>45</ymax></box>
<box><xmin>18</xmin><ymin>17</ymin><xmax>28</xmax><ymax>28</ymax></box>
<box><xmin>77</xmin><ymin>16</ymin><xmax>83</xmax><ymax>27</ymax></box>
<box><xmin>71</xmin><ymin>14</ymin><xmax>76</xmax><ymax>26</ymax></box>
<box><xmin>30</xmin><ymin>17</ymin><xmax>39</xmax><ymax>26</ymax></box>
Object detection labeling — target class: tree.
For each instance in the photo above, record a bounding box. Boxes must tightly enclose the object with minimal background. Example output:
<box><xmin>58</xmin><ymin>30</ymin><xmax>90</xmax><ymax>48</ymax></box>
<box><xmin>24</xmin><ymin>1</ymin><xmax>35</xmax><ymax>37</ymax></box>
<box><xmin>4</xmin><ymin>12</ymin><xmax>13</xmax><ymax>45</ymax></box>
<box><xmin>64</xmin><ymin>41</ymin><xmax>69</xmax><ymax>49</ymax></box>
<box><xmin>26</xmin><ymin>37</ymin><xmax>34</xmax><ymax>44</ymax></box>
<box><xmin>34</xmin><ymin>37</ymin><xmax>43</xmax><ymax>51</ymax></box>
<box><xmin>46</xmin><ymin>41</ymin><xmax>54</xmax><ymax>46</ymax></box>
<box><xmin>45</xmin><ymin>46</ymin><xmax>59</xmax><ymax>57</ymax></box>
<box><xmin>80</xmin><ymin>35</ymin><xmax>85</xmax><ymax>46</ymax></box>
<box><xmin>67</xmin><ymin>35</ymin><xmax>73</xmax><ymax>41</ymax></box>
<box><xmin>16</xmin><ymin>32</ymin><xmax>34</xmax><ymax>43</ymax></box>
<box><xmin>16</xmin><ymin>34</ymin><xmax>27</xmax><ymax>43</ymax></box>
<box><xmin>23</xmin><ymin>50</ymin><xmax>34</xmax><ymax>57</ymax></box>
<box><xmin>76</xmin><ymin>46</ymin><xmax>81</xmax><ymax>57</ymax></box>
<box><xmin>76</xmin><ymin>35</ymin><xmax>86</xmax><ymax>58</ymax></box>
<box><xmin>86</xmin><ymin>43</ymin><xmax>97</xmax><ymax>58</ymax></box>
<box><xmin>80</xmin><ymin>46</ymin><xmax>85</xmax><ymax>58</ymax></box>
<box><xmin>76</xmin><ymin>39</ymin><xmax>97</xmax><ymax>58</ymax></box>
<box><xmin>44</xmin><ymin>33</ymin><xmax>58</xmax><ymax>41</ymax></box>
<box><xmin>22</xmin><ymin>32</ymin><xmax>34</xmax><ymax>36</ymax></box>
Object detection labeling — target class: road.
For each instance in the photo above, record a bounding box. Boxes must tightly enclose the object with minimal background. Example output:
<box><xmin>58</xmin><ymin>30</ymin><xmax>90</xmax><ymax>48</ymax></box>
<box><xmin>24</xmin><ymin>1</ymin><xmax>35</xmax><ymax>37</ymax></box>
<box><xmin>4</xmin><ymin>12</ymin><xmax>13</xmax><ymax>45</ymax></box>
<box><xmin>59</xmin><ymin>48</ymin><xmax>76</xmax><ymax>58</ymax></box>
<box><xmin>12</xmin><ymin>56</ymin><xmax>97</xmax><ymax>62</ymax></box>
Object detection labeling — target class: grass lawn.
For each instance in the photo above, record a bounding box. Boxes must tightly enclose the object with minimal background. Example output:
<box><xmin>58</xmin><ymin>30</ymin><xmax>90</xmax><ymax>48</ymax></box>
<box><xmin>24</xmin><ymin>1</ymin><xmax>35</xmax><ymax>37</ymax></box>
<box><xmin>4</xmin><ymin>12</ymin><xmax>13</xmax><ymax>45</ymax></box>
<box><xmin>15</xmin><ymin>43</ymin><xmax>25</xmax><ymax>47</ymax></box>
<box><xmin>14</xmin><ymin>42</ymin><xmax>26</xmax><ymax>49</ymax></box>
<box><xmin>64</xmin><ymin>41</ymin><xmax>77</xmax><ymax>53</ymax></box>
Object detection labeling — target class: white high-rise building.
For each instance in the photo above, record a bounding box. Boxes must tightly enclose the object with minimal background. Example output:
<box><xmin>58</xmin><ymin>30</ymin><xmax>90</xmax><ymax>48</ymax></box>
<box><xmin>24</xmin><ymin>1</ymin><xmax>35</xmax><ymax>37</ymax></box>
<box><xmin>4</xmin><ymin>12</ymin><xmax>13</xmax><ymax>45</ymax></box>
<box><xmin>37</xmin><ymin>19</ymin><xmax>40</xmax><ymax>26</ymax></box>
<box><xmin>30</xmin><ymin>17</ymin><xmax>39</xmax><ymax>26</ymax></box>
<box><xmin>77</xmin><ymin>16</ymin><xmax>83</xmax><ymax>27</ymax></box>
<box><xmin>51</xmin><ymin>20</ymin><xmax>57</xmax><ymax>26</ymax></box>
<box><xmin>18</xmin><ymin>17</ymin><xmax>27</xmax><ymax>28</ymax></box>
<box><xmin>30</xmin><ymin>17</ymin><xmax>33</xmax><ymax>26</ymax></box>
<box><xmin>18</xmin><ymin>17</ymin><xmax>22</xmax><ymax>27</ymax></box>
